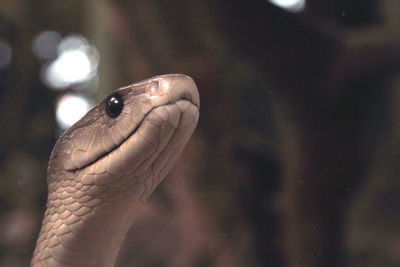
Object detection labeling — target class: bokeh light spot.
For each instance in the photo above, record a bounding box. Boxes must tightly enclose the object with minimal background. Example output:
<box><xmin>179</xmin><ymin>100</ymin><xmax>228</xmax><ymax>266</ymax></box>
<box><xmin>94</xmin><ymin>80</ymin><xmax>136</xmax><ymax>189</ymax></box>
<box><xmin>269</xmin><ymin>0</ymin><xmax>306</xmax><ymax>12</ymax></box>
<box><xmin>56</xmin><ymin>94</ymin><xmax>93</xmax><ymax>129</ymax></box>
<box><xmin>0</xmin><ymin>40</ymin><xmax>12</xmax><ymax>69</ymax></box>
<box><xmin>44</xmin><ymin>50</ymin><xmax>92</xmax><ymax>88</ymax></box>
<box><xmin>32</xmin><ymin>31</ymin><xmax>61</xmax><ymax>60</ymax></box>
<box><xmin>41</xmin><ymin>34</ymin><xmax>99</xmax><ymax>90</ymax></box>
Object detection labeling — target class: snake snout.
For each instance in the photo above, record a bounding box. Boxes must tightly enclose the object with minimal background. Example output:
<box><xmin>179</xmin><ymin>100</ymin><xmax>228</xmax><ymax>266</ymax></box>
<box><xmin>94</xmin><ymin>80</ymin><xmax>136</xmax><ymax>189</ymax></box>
<box><xmin>148</xmin><ymin>74</ymin><xmax>200</xmax><ymax>109</ymax></box>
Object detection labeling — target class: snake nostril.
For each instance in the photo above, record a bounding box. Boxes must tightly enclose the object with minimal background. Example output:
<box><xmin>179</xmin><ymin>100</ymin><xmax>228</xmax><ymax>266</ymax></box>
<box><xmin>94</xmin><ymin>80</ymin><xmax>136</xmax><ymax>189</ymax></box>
<box><xmin>145</xmin><ymin>81</ymin><xmax>160</xmax><ymax>95</ymax></box>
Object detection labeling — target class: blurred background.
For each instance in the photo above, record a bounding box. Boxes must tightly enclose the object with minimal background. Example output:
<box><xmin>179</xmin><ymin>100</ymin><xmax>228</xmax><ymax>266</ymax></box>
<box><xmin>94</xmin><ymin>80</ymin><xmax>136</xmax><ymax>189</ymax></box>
<box><xmin>1</xmin><ymin>0</ymin><xmax>400</xmax><ymax>266</ymax></box>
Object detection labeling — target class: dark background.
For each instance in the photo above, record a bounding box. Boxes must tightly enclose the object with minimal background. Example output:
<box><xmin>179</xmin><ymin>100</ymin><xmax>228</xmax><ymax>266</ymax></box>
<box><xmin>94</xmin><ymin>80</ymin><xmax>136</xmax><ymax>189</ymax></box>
<box><xmin>1</xmin><ymin>1</ymin><xmax>400</xmax><ymax>266</ymax></box>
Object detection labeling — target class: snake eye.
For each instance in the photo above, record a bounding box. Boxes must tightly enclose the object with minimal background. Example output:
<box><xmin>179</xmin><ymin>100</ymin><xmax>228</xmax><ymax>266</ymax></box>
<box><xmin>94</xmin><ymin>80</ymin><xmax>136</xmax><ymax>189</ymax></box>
<box><xmin>106</xmin><ymin>93</ymin><xmax>124</xmax><ymax>118</ymax></box>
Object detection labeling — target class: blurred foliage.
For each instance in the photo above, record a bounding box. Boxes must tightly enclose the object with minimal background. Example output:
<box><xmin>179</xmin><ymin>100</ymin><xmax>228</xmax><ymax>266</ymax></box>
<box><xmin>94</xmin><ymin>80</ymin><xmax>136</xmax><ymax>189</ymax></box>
<box><xmin>0</xmin><ymin>0</ymin><xmax>400</xmax><ymax>266</ymax></box>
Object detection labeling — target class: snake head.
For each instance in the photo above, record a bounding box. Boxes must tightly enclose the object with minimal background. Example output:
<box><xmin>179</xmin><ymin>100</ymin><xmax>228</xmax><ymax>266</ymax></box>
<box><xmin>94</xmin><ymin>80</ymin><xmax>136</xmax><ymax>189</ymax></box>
<box><xmin>47</xmin><ymin>74</ymin><xmax>199</xmax><ymax>201</ymax></box>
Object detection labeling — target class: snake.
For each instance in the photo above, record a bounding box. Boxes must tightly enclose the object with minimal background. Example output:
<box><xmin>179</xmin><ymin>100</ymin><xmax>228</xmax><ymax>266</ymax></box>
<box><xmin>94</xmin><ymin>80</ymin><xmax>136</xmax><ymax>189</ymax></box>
<box><xmin>30</xmin><ymin>74</ymin><xmax>200</xmax><ymax>266</ymax></box>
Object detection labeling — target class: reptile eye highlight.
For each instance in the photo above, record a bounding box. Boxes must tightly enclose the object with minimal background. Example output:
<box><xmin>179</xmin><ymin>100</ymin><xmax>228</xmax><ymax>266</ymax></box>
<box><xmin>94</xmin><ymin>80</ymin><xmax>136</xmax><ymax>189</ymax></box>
<box><xmin>106</xmin><ymin>93</ymin><xmax>124</xmax><ymax>118</ymax></box>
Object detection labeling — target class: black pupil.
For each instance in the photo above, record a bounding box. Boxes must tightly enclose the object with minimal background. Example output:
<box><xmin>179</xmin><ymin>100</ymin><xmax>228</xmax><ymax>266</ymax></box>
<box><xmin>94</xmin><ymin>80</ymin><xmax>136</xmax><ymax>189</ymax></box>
<box><xmin>106</xmin><ymin>94</ymin><xmax>124</xmax><ymax>118</ymax></box>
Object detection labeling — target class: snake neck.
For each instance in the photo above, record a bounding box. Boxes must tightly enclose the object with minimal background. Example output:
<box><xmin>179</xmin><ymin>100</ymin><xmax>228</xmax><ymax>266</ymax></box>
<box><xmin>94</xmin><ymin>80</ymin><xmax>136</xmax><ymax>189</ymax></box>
<box><xmin>31</xmin><ymin>171</ymin><xmax>147</xmax><ymax>267</ymax></box>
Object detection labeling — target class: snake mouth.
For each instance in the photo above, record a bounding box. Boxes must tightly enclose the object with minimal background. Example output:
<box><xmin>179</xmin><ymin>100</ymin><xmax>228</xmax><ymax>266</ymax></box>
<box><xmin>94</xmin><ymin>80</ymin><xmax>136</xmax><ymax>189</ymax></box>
<box><xmin>72</xmin><ymin>99</ymin><xmax>198</xmax><ymax>174</ymax></box>
<box><xmin>105</xmin><ymin>99</ymin><xmax>198</xmax><ymax>176</ymax></box>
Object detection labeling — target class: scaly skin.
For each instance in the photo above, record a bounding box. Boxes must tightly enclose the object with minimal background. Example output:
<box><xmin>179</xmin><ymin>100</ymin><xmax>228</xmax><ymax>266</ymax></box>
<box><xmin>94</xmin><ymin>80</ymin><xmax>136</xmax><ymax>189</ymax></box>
<box><xmin>31</xmin><ymin>74</ymin><xmax>200</xmax><ymax>266</ymax></box>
